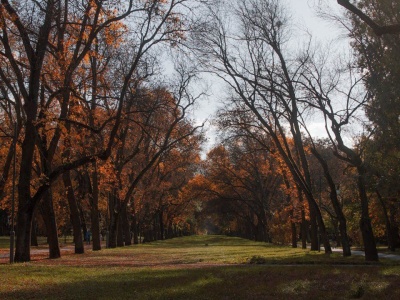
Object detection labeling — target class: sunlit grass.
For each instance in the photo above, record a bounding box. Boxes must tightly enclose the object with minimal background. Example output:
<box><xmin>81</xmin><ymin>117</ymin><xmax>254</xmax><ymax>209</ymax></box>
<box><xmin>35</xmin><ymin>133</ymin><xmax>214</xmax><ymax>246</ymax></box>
<box><xmin>1</xmin><ymin>235</ymin><xmax>400</xmax><ymax>299</ymax></box>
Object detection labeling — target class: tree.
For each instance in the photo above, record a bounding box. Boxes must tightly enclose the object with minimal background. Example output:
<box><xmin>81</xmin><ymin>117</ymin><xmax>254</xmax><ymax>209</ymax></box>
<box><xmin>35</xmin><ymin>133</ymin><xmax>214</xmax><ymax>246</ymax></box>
<box><xmin>105</xmin><ymin>66</ymin><xmax>204</xmax><ymax>247</ymax></box>
<box><xmin>0</xmin><ymin>0</ymin><xmax>198</xmax><ymax>262</ymax></box>
<box><xmin>337</xmin><ymin>0</ymin><xmax>400</xmax><ymax>35</ymax></box>
<box><xmin>348</xmin><ymin>0</ymin><xmax>400</xmax><ymax>250</ymax></box>
<box><xmin>300</xmin><ymin>48</ymin><xmax>379</xmax><ymax>261</ymax></box>
<box><xmin>196</xmin><ymin>0</ymin><xmax>332</xmax><ymax>253</ymax></box>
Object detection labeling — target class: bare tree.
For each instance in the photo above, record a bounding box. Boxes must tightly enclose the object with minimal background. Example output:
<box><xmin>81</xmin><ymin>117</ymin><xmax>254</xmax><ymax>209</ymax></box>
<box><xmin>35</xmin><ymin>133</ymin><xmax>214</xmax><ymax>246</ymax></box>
<box><xmin>300</xmin><ymin>51</ymin><xmax>379</xmax><ymax>261</ymax></box>
<box><xmin>195</xmin><ymin>0</ymin><xmax>332</xmax><ymax>253</ymax></box>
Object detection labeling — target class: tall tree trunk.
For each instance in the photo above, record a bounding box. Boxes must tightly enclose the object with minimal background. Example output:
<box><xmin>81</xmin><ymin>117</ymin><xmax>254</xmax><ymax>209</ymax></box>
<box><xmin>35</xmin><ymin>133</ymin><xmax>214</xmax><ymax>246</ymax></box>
<box><xmin>31</xmin><ymin>215</ymin><xmax>38</xmax><ymax>247</ymax></box>
<box><xmin>122</xmin><ymin>204</ymin><xmax>132</xmax><ymax>246</ymax></box>
<box><xmin>309</xmin><ymin>205</ymin><xmax>319</xmax><ymax>251</ymax></box>
<box><xmin>108</xmin><ymin>191</ymin><xmax>119</xmax><ymax>248</ymax></box>
<box><xmin>39</xmin><ymin>190</ymin><xmax>60</xmax><ymax>259</ymax></box>
<box><xmin>290</xmin><ymin>209</ymin><xmax>297</xmax><ymax>248</ymax></box>
<box><xmin>15</xmin><ymin>120</ymin><xmax>37</xmax><ymax>262</ymax></box>
<box><xmin>90</xmin><ymin>163</ymin><xmax>101</xmax><ymax>251</ymax></box>
<box><xmin>76</xmin><ymin>198</ymin><xmax>88</xmax><ymax>243</ymax></box>
<box><xmin>301</xmin><ymin>208</ymin><xmax>307</xmax><ymax>249</ymax></box>
<box><xmin>62</xmin><ymin>172</ymin><xmax>84</xmax><ymax>254</ymax></box>
<box><xmin>132</xmin><ymin>213</ymin><xmax>139</xmax><ymax>244</ymax></box>
<box><xmin>376</xmin><ymin>190</ymin><xmax>396</xmax><ymax>252</ymax></box>
<box><xmin>358</xmin><ymin>167</ymin><xmax>378</xmax><ymax>261</ymax></box>
<box><xmin>311</xmin><ymin>148</ymin><xmax>351</xmax><ymax>256</ymax></box>
<box><xmin>14</xmin><ymin>204</ymin><xmax>34</xmax><ymax>262</ymax></box>
<box><xmin>117</xmin><ymin>213</ymin><xmax>124</xmax><ymax>247</ymax></box>
<box><xmin>159</xmin><ymin>210</ymin><xmax>164</xmax><ymax>240</ymax></box>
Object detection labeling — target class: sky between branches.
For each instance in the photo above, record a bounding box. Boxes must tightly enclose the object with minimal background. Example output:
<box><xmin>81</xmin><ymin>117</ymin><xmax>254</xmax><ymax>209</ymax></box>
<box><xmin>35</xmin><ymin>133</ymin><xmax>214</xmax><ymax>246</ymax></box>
<box><xmin>190</xmin><ymin>0</ymin><xmax>350</xmax><ymax>154</ymax></box>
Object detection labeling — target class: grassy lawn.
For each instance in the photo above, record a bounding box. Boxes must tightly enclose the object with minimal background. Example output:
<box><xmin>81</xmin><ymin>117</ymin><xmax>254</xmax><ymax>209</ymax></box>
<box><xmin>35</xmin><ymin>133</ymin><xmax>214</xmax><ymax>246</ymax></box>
<box><xmin>1</xmin><ymin>235</ymin><xmax>400</xmax><ymax>299</ymax></box>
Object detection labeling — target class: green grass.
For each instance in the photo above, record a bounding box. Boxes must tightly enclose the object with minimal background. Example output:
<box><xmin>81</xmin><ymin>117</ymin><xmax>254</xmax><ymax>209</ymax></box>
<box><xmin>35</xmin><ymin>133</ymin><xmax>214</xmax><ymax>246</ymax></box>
<box><xmin>1</xmin><ymin>235</ymin><xmax>400</xmax><ymax>299</ymax></box>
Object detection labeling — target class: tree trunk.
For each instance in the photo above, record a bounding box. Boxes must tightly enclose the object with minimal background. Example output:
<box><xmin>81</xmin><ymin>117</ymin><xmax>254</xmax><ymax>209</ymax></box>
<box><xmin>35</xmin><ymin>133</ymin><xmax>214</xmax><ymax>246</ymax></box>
<box><xmin>301</xmin><ymin>208</ymin><xmax>307</xmax><ymax>249</ymax></box>
<box><xmin>311</xmin><ymin>148</ymin><xmax>351</xmax><ymax>256</ymax></box>
<box><xmin>39</xmin><ymin>190</ymin><xmax>60</xmax><ymax>259</ymax></box>
<box><xmin>309</xmin><ymin>204</ymin><xmax>319</xmax><ymax>251</ymax></box>
<box><xmin>117</xmin><ymin>213</ymin><xmax>124</xmax><ymax>247</ymax></box>
<box><xmin>62</xmin><ymin>172</ymin><xmax>84</xmax><ymax>254</ymax></box>
<box><xmin>122</xmin><ymin>204</ymin><xmax>132</xmax><ymax>246</ymax></box>
<box><xmin>290</xmin><ymin>209</ymin><xmax>297</xmax><ymax>248</ymax></box>
<box><xmin>159</xmin><ymin>210</ymin><xmax>164</xmax><ymax>240</ymax></box>
<box><xmin>358</xmin><ymin>167</ymin><xmax>378</xmax><ymax>261</ymax></box>
<box><xmin>90</xmin><ymin>162</ymin><xmax>101</xmax><ymax>251</ymax></box>
<box><xmin>108</xmin><ymin>193</ymin><xmax>118</xmax><ymax>248</ymax></box>
<box><xmin>14</xmin><ymin>204</ymin><xmax>34</xmax><ymax>262</ymax></box>
<box><xmin>376</xmin><ymin>190</ymin><xmax>396</xmax><ymax>251</ymax></box>
<box><xmin>15</xmin><ymin>120</ymin><xmax>37</xmax><ymax>262</ymax></box>
<box><xmin>31</xmin><ymin>215</ymin><xmax>38</xmax><ymax>247</ymax></box>
<box><xmin>338</xmin><ymin>216</ymin><xmax>351</xmax><ymax>256</ymax></box>
<box><xmin>132</xmin><ymin>214</ymin><xmax>139</xmax><ymax>244</ymax></box>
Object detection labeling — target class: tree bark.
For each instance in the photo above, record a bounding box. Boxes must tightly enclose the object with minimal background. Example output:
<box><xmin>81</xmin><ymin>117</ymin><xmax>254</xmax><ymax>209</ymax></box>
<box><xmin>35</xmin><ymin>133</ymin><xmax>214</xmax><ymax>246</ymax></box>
<box><xmin>311</xmin><ymin>148</ymin><xmax>351</xmax><ymax>256</ymax></box>
<box><xmin>108</xmin><ymin>191</ymin><xmax>119</xmax><ymax>248</ymax></box>
<box><xmin>14</xmin><ymin>204</ymin><xmax>34</xmax><ymax>262</ymax></box>
<box><xmin>62</xmin><ymin>172</ymin><xmax>84</xmax><ymax>254</ymax></box>
<box><xmin>90</xmin><ymin>162</ymin><xmax>101</xmax><ymax>251</ymax></box>
<box><xmin>31</xmin><ymin>215</ymin><xmax>38</xmax><ymax>247</ymax></box>
<box><xmin>117</xmin><ymin>213</ymin><xmax>124</xmax><ymax>247</ymax></box>
<box><xmin>301</xmin><ymin>208</ymin><xmax>307</xmax><ymax>249</ymax></box>
<box><xmin>358</xmin><ymin>167</ymin><xmax>378</xmax><ymax>261</ymax></box>
<box><xmin>159</xmin><ymin>210</ymin><xmax>165</xmax><ymax>240</ymax></box>
<box><xmin>39</xmin><ymin>189</ymin><xmax>60</xmax><ymax>259</ymax></box>
<box><xmin>291</xmin><ymin>218</ymin><xmax>297</xmax><ymax>248</ymax></box>
<box><xmin>122</xmin><ymin>204</ymin><xmax>132</xmax><ymax>246</ymax></box>
<box><xmin>132</xmin><ymin>213</ymin><xmax>139</xmax><ymax>244</ymax></box>
<box><xmin>376</xmin><ymin>190</ymin><xmax>396</xmax><ymax>252</ymax></box>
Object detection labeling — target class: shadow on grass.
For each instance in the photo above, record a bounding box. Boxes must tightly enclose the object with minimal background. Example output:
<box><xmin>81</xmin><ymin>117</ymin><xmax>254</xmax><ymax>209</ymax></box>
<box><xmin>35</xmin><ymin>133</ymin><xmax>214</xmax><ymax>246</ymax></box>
<box><xmin>1</xmin><ymin>265</ymin><xmax>400</xmax><ymax>300</ymax></box>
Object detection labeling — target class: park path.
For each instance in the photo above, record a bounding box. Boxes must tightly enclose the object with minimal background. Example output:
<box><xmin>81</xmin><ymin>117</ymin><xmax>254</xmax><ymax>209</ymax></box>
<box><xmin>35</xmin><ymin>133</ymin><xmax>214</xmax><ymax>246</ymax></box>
<box><xmin>331</xmin><ymin>247</ymin><xmax>400</xmax><ymax>261</ymax></box>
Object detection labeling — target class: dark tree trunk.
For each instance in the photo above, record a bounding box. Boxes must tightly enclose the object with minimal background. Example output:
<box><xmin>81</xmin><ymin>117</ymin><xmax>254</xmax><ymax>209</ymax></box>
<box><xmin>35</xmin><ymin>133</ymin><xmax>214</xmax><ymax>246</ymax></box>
<box><xmin>122</xmin><ymin>204</ymin><xmax>132</xmax><ymax>246</ymax></box>
<box><xmin>78</xmin><ymin>199</ymin><xmax>88</xmax><ymax>242</ymax></box>
<box><xmin>108</xmin><ymin>214</ymin><xmax>118</xmax><ymax>248</ymax></box>
<box><xmin>39</xmin><ymin>190</ymin><xmax>60</xmax><ymax>259</ymax></box>
<box><xmin>14</xmin><ymin>204</ymin><xmax>34</xmax><ymax>262</ymax></box>
<box><xmin>62</xmin><ymin>172</ymin><xmax>84</xmax><ymax>254</ymax></box>
<box><xmin>301</xmin><ymin>208</ymin><xmax>307</xmax><ymax>249</ymax></box>
<box><xmin>309</xmin><ymin>204</ymin><xmax>319</xmax><ymax>251</ymax></box>
<box><xmin>290</xmin><ymin>210</ymin><xmax>297</xmax><ymax>248</ymax></box>
<box><xmin>108</xmin><ymin>192</ymin><xmax>118</xmax><ymax>248</ymax></box>
<box><xmin>31</xmin><ymin>215</ymin><xmax>38</xmax><ymax>247</ymax></box>
<box><xmin>376</xmin><ymin>190</ymin><xmax>396</xmax><ymax>252</ymax></box>
<box><xmin>339</xmin><ymin>217</ymin><xmax>351</xmax><ymax>256</ymax></box>
<box><xmin>90</xmin><ymin>162</ymin><xmax>101</xmax><ymax>251</ymax></box>
<box><xmin>109</xmin><ymin>188</ymin><xmax>122</xmax><ymax>248</ymax></box>
<box><xmin>311</xmin><ymin>148</ymin><xmax>351</xmax><ymax>256</ymax></box>
<box><xmin>15</xmin><ymin>120</ymin><xmax>37</xmax><ymax>262</ymax></box>
<box><xmin>358</xmin><ymin>167</ymin><xmax>378</xmax><ymax>261</ymax></box>
<box><xmin>117</xmin><ymin>212</ymin><xmax>124</xmax><ymax>247</ymax></box>
<box><xmin>14</xmin><ymin>0</ymin><xmax>57</xmax><ymax>263</ymax></box>
<box><xmin>132</xmin><ymin>214</ymin><xmax>139</xmax><ymax>244</ymax></box>
<box><xmin>159</xmin><ymin>210</ymin><xmax>164</xmax><ymax>240</ymax></box>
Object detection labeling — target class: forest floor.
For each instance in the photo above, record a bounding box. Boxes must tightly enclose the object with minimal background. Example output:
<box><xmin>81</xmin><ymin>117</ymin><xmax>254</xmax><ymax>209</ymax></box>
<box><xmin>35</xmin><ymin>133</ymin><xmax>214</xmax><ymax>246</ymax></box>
<box><xmin>1</xmin><ymin>235</ymin><xmax>400</xmax><ymax>299</ymax></box>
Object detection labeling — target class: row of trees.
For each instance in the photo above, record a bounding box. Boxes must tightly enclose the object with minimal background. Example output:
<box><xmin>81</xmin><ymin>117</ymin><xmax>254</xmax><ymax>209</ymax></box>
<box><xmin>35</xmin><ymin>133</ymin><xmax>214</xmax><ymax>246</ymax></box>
<box><xmin>0</xmin><ymin>0</ymin><xmax>398</xmax><ymax>263</ymax></box>
<box><xmin>0</xmin><ymin>0</ymin><xmax>205</xmax><ymax>262</ymax></box>
<box><xmin>188</xmin><ymin>0</ymin><xmax>399</xmax><ymax>261</ymax></box>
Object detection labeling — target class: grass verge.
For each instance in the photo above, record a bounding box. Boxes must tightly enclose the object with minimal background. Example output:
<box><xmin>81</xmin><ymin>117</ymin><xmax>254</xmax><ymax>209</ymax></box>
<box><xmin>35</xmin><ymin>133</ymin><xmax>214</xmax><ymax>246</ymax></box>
<box><xmin>1</xmin><ymin>235</ymin><xmax>400</xmax><ymax>299</ymax></box>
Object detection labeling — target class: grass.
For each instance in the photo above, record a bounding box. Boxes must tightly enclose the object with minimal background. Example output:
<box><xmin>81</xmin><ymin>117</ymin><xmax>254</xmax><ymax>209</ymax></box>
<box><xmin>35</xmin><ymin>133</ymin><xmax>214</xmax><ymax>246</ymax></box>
<box><xmin>1</xmin><ymin>235</ymin><xmax>400</xmax><ymax>299</ymax></box>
